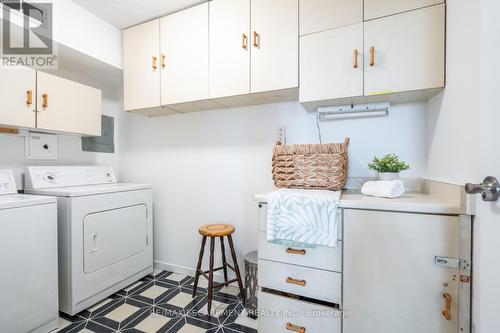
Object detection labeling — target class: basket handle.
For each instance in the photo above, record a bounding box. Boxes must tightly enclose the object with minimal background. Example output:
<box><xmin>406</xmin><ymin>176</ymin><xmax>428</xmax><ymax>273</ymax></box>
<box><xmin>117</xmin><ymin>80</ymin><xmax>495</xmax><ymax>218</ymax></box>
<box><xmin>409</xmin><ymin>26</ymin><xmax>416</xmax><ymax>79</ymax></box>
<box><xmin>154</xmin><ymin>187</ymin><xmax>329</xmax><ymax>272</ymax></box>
<box><xmin>344</xmin><ymin>137</ymin><xmax>350</xmax><ymax>146</ymax></box>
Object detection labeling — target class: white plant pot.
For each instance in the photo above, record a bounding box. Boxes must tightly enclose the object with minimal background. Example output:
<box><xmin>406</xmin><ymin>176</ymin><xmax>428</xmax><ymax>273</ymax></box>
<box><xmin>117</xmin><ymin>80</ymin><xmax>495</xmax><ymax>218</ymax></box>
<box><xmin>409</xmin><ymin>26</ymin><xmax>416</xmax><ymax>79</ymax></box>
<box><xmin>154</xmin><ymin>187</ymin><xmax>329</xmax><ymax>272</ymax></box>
<box><xmin>378</xmin><ymin>172</ymin><xmax>400</xmax><ymax>181</ymax></box>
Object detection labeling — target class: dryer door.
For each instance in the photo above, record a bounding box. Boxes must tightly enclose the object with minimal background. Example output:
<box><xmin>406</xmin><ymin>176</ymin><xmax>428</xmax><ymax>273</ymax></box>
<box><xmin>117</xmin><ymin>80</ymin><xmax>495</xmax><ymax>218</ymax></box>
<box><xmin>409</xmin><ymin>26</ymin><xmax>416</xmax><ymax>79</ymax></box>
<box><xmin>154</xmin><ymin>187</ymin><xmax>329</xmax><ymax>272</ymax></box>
<box><xmin>83</xmin><ymin>204</ymin><xmax>148</xmax><ymax>273</ymax></box>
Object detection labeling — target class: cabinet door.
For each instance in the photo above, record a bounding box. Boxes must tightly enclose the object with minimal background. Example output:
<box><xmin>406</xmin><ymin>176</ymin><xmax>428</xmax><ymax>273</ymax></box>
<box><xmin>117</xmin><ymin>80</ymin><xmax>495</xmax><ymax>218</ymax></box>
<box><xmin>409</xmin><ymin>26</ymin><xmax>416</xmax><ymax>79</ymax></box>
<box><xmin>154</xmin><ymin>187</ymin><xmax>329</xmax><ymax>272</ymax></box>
<box><xmin>343</xmin><ymin>209</ymin><xmax>459</xmax><ymax>333</ymax></box>
<box><xmin>300</xmin><ymin>23</ymin><xmax>363</xmax><ymax>103</ymax></box>
<box><xmin>36</xmin><ymin>72</ymin><xmax>101</xmax><ymax>136</ymax></box>
<box><xmin>0</xmin><ymin>67</ymin><xmax>36</xmax><ymax>128</ymax></box>
<box><xmin>365</xmin><ymin>0</ymin><xmax>443</xmax><ymax>21</ymax></box>
<box><xmin>251</xmin><ymin>0</ymin><xmax>298</xmax><ymax>93</ymax></box>
<box><xmin>300</xmin><ymin>0</ymin><xmax>362</xmax><ymax>36</ymax></box>
<box><xmin>123</xmin><ymin>19</ymin><xmax>161</xmax><ymax>111</ymax></box>
<box><xmin>364</xmin><ymin>4</ymin><xmax>445</xmax><ymax>96</ymax></box>
<box><xmin>161</xmin><ymin>3</ymin><xmax>209</xmax><ymax>105</ymax></box>
<box><xmin>209</xmin><ymin>0</ymin><xmax>250</xmax><ymax>99</ymax></box>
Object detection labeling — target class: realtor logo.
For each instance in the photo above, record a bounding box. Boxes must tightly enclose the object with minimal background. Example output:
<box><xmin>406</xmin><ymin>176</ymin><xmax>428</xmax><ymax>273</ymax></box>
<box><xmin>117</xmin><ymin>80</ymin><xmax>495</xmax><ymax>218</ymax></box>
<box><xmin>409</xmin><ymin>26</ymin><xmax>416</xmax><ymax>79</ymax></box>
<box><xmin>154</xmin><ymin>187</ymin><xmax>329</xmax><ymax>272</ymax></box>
<box><xmin>1</xmin><ymin>0</ymin><xmax>57</xmax><ymax>68</ymax></box>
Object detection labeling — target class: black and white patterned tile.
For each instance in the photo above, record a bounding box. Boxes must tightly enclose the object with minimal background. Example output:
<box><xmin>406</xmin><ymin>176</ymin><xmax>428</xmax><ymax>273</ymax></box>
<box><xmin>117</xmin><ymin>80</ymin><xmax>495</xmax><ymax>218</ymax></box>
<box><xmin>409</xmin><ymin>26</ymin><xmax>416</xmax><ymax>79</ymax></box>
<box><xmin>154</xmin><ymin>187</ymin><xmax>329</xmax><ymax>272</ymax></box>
<box><xmin>53</xmin><ymin>270</ymin><xmax>258</xmax><ymax>333</ymax></box>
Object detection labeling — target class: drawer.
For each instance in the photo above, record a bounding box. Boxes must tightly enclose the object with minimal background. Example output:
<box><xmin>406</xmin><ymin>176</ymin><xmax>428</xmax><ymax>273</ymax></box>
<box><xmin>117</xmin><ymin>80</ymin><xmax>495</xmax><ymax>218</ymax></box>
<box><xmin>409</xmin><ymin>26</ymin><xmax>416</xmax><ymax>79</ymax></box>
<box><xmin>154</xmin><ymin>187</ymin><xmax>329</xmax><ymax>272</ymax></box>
<box><xmin>258</xmin><ymin>291</ymin><xmax>342</xmax><ymax>333</ymax></box>
<box><xmin>258</xmin><ymin>203</ymin><xmax>343</xmax><ymax>240</ymax></box>
<box><xmin>258</xmin><ymin>232</ymin><xmax>342</xmax><ymax>272</ymax></box>
<box><xmin>259</xmin><ymin>259</ymin><xmax>342</xmax><ymax>304</ymax></box>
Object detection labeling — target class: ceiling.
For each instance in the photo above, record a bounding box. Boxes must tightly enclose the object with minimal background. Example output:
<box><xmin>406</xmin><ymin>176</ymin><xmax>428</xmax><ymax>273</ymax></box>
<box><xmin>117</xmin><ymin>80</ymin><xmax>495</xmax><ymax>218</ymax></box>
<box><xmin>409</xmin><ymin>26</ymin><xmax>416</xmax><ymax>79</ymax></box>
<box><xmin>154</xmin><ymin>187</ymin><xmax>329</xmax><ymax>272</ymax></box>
<box><xmin>71</xmin><ymin>0</ymin><xmax>206</xmax><ymax>29</ymax></box>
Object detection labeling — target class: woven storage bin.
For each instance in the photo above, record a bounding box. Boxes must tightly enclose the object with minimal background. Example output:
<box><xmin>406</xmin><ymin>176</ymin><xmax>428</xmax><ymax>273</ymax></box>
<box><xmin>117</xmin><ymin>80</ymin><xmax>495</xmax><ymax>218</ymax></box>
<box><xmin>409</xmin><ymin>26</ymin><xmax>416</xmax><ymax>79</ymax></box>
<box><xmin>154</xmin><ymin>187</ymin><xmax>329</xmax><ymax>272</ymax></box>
<box><xmin>272</xmin><ymin>138</ymin><xmax>349</xmax><ymax>191</ymax></box>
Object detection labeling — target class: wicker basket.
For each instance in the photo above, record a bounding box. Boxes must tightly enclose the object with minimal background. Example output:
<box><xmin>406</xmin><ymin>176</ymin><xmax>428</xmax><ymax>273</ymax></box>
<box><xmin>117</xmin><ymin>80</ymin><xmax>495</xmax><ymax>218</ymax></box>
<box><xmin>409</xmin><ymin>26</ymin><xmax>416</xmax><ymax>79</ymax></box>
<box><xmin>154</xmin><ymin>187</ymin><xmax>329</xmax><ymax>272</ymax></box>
<box><xmin>272</xmin><ymin>138</ymin><xmax>349</xmax><ymax>191</ymax></box>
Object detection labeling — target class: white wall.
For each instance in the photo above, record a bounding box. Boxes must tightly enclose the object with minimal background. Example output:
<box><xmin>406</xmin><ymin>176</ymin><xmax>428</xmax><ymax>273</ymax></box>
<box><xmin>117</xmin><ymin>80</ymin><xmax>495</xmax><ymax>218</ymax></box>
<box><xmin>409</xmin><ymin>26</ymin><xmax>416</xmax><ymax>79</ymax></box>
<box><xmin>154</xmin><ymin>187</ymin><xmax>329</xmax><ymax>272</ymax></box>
<box><xmin>117</xmin><ymin>101</ymin><xmax>428</xmax><ymax>275</ymax></box>
<box><xmin>426</xmin><ymin>0</ymin><xmax>481</xmax><ymax>185</ymax></box>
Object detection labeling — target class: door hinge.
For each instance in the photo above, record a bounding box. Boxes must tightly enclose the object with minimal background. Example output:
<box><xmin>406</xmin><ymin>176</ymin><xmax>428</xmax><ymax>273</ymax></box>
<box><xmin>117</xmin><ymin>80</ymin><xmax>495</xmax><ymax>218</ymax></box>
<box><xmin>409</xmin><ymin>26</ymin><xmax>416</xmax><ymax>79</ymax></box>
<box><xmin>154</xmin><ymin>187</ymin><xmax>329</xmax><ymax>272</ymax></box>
<box><xmin>435</xmin><ymin>256</ymin><xmax>470</xmax><ymax>270</ymax></box>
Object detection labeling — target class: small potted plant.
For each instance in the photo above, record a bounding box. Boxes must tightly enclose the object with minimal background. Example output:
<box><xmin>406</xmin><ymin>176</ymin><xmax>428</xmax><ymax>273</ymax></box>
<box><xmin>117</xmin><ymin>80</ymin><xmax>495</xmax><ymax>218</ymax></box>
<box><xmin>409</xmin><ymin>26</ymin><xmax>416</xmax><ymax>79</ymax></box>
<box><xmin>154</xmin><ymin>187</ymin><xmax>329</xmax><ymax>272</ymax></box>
<box><xmin>368</xmin><ymin>154</ymin><xmax>410</xmax><ymax>180</ymax></box>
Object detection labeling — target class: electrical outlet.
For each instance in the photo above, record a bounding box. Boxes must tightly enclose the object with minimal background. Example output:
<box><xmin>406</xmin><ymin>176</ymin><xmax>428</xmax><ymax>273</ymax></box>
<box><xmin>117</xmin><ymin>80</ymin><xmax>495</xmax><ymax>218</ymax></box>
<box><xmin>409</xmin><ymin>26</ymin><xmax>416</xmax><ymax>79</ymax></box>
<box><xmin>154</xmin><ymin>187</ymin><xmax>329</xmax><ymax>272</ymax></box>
<box><xmin>276</xmin><ymin>126</ymin><xmax>286</xmax><ymax>145</ymax></box>
<box><xmin>25</xmin><ymin>132</ymin><xmax>58</xmax><ymax>160</ymax></box>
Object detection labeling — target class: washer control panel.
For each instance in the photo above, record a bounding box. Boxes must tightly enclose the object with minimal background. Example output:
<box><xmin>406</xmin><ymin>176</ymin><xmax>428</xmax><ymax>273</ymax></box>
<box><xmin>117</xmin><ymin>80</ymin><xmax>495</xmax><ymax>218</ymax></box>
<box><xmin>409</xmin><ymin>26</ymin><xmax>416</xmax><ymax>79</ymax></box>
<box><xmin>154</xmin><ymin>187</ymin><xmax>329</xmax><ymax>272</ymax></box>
<box><xmin>0</xmin><ymin>170</ymin><xmax>17</xmax><ymax>195</ymax></box>
<box><xmin>25</xmin><ymin>166</ymin><xmax>117</xmax><ymax>189</ymax></box>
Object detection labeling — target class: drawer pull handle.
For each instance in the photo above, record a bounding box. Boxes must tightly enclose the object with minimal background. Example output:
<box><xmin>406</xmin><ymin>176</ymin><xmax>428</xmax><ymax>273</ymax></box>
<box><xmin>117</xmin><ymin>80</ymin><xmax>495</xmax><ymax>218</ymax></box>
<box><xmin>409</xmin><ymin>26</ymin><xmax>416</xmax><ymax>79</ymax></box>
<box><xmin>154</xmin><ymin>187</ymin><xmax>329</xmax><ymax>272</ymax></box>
<box><xmin>286</xmin><ymin>277</ymin><xmax>306</xmax><ymax>287</ymax></box>
<box><xmin>152</xmin><ymin>56</ymin><xmax>158</xmax><ymax>71</ymax></box>
<box><xmin>286</xmin><ymin>322</ymin><xmax>306</xmax><ymax>333</ymax></box>
<box><xmin>242</xmin><ymin>33</ymin><xmax>248</xmax><ymax>49</ymax></box>
<box><xmin>353</xmin><ymin>48</ymin><xmax>358</xmax><ymax>68</ymax></box>
<box><xmin>369</xmin><ymin>46</ymin><xmax>375</xmax><ymax>66</ymax></box>
<box><xmin>442</xmin><ymin>293</ymin><xmax>452</xmax><ymax>320</ymax></box>
<box><xmin>286</xmin><ymin>247</ymin><xmax>306</xmax><ymax>255</ymax></box>
<box><xmin>26</xmin><ymin>90</ymin><xmax>33</xmax><ymax>106</ymax></box>
<box><xmin>253</xmin><ymin>31</ymin><xmax>259</xmax><ymax>48</ymax></box>
<box><xmin>160</xmin><ymin>54</ymin><xmax>166</xmax><ymax>69</ymax></box>
<box><xmin>42</xmin><ymin>93</ymin><xmax>48</xmax><ymax>108</ymax></box>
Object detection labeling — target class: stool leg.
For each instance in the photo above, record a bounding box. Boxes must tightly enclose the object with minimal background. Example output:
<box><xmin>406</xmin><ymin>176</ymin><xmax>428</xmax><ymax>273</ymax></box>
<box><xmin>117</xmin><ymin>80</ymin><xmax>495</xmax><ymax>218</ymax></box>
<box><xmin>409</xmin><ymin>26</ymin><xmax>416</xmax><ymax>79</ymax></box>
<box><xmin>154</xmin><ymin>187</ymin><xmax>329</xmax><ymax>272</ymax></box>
<box><xmin>192</xmin><ymin>236</ymin><xmax>207</xmax><ymax>298</ymax></box>
<box><xmin>219</xmin><ymin>237</ymin><xmax>228</xmax><ymax>283</ymax></box>
<box><xmin>227</xmin><ymin>235</ymin><xmax>245</xmax><ymax>301</ymax></box>
<box><xmin>207</xmin><ymin>237</ymin><xmax>215</xmax><ymax>316</ymax></box>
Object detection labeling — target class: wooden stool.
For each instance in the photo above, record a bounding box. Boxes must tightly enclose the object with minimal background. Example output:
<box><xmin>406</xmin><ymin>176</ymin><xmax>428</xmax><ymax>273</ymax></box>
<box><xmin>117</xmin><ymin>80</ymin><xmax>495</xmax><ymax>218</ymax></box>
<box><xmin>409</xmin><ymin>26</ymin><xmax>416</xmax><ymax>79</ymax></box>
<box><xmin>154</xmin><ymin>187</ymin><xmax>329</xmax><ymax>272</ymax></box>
<box><xmin>193</xmin><ymin>224</ymin><xmax>245</xmax><ymax>315</ymax></box>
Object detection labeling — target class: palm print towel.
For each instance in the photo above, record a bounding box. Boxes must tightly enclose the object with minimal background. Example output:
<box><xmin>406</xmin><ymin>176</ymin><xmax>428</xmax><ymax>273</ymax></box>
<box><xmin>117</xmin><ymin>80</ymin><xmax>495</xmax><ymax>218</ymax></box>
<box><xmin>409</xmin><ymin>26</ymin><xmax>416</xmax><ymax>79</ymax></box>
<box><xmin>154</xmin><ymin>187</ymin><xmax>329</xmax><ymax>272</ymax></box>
<box><xmin>267</xmin><ymin>189</ymin><xmax>341</xmax><ymax>248</ymax></box>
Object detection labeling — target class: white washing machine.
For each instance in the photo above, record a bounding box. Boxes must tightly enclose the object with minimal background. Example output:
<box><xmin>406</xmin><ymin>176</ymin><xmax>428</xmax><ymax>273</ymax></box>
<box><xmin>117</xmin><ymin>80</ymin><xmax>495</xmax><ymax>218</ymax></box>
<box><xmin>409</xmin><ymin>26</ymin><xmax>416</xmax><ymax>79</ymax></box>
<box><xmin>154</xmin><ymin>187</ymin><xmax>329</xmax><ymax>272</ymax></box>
<box><xmin>0</xmin><ymin>170</ymin><xmax>58</xmax><ymax>333</ymax></box>
<box><xmin>25</xmin><ymin>166</ymin><xmax>153</xmax><ymax>316</ymax></box>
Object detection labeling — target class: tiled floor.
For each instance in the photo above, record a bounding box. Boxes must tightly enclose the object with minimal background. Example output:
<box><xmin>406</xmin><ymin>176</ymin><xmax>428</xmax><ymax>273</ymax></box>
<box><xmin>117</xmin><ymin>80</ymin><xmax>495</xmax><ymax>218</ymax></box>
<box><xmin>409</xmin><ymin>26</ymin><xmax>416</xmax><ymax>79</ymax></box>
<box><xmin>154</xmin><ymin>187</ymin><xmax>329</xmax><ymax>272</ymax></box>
<box><xmin>55</xmin><ymin>270</ymin><xmax>258</xmax><ymax>333</ymax></box>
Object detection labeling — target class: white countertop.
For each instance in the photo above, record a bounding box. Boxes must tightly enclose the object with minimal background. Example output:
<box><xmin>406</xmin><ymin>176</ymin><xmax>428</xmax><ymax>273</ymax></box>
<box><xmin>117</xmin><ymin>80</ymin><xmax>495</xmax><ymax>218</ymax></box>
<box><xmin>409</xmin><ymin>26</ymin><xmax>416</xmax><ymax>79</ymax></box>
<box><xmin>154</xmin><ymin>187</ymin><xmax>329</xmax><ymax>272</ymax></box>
<box><xmin>253</xmin><ymin>181</ymin><xmax>466</xmax><ymax>215</ymax></box>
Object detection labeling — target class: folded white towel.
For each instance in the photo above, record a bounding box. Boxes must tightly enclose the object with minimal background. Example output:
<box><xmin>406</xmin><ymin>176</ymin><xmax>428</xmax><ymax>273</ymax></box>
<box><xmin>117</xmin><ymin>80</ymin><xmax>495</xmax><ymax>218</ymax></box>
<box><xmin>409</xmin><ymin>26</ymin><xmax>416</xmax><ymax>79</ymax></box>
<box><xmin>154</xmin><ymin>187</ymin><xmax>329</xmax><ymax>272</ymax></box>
<box><xmin>361</xmin><ymin>179</ymin><xmax>405</xmax><ymax>198</ymax></box>
<box><xmin>267</xmin><ymin>189</ymin><xmax>340</xmax><ymax>248</ymax></box>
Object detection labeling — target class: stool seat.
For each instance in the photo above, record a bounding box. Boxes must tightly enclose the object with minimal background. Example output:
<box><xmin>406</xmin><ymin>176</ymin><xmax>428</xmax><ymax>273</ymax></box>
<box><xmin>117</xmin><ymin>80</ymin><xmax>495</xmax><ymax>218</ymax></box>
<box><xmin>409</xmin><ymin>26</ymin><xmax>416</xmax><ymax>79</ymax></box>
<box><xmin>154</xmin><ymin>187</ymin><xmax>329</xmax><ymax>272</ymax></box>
<box><xmin>199</xmin><ymin>224</ymin><xmax>235</xmax><ymax>237</ymax></box>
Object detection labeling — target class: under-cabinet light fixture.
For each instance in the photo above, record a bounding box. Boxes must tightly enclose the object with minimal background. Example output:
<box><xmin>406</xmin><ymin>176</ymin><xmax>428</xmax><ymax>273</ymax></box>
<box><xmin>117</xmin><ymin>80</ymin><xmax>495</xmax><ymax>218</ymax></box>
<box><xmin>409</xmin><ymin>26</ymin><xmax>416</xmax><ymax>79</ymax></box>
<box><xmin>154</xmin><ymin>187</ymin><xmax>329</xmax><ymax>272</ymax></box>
<box><xmin>317</xmin><ymin>103</ymin><xmax>390</xmax><ymax>120</ymax></box>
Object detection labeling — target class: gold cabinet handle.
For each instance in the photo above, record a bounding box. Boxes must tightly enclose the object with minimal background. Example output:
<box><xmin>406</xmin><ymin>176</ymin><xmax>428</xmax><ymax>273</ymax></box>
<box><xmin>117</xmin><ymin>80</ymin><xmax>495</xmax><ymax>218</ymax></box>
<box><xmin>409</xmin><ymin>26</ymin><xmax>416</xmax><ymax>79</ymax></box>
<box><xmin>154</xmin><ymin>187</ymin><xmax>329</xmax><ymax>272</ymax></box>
<box><xmin>242</xmin><ymin>33</ymin><xmax>248</xmax><ymax>49</ymax></box>
<box><xmin>253</xmin><ymin>31</ymin><xmax>259</xmax><ymax>48</ymax></box>
<box><xmin>160</xmin><ymin>54</ymin><xmax>166</xmax><ymax>69</ymax></box>
<box><xmin>286</xmin><ymin>247</ymin><xmax>306</xmax><ymax>255</ymax></box>
<box><xmin>353</xmin><ymin>48</ymin><xmax>358</xmax><ymax>69</ymax></box>
<box><xmin>369</xmin><ymin>46</ymin><xmax>375</xmax><ymax>67</ymax></box>
<box><xmin>442</xmin><ymin>293</ymin><xmax>452</xmax><ymax>320</ymax></box>
<box><xmin>42</xmin><ymin>93</ymin><xmax>48</xmax><ymax>108</ymax></box>
<box><xmin>286</xmin><ymin>277</ymin><xmax>306</xmax><ymax>287</ymax></box>
<box><xmin>26</xmin><ymin>90</ymin><xmax>33</xmax><ymax>106</ymax></box>
<box><xmin>286</xmin><ymin>322</ymin><xmax>306</xmax><ymax>333</ymax></box>
<box><xmin>152</xmin><ymin>56</ymin><xmax>158</xmax><ymax>71</ymax></box>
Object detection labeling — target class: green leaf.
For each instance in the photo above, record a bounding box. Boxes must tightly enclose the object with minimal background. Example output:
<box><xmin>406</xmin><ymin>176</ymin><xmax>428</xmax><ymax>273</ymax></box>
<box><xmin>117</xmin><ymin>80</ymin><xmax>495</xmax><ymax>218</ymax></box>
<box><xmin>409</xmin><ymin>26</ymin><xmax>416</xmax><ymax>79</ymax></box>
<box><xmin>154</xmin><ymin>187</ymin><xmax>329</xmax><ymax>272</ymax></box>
<box><xmin>368</xmin><ymin>154</ymin><xmax>410</xmax><ymax>173</ymax></box>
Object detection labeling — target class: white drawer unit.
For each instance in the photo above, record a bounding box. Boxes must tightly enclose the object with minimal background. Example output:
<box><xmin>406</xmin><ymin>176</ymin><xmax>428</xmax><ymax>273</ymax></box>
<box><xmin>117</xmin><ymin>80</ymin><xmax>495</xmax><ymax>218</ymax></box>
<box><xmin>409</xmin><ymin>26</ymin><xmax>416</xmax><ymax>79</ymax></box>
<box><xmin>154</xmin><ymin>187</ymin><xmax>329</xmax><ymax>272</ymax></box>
<box><xmin>259</xmin><ymin>291</ymin><xmax>342</xmax><ymax>333</ymax></box>
<box><xmin>259</xmin><ymin>259</ymin><xmax>342</xmax><ymax>304</ymax></box>
<box><xmin>258</xmin><ymin>232</ymin><xmax>342</xmax><ymax>272</ymax></box>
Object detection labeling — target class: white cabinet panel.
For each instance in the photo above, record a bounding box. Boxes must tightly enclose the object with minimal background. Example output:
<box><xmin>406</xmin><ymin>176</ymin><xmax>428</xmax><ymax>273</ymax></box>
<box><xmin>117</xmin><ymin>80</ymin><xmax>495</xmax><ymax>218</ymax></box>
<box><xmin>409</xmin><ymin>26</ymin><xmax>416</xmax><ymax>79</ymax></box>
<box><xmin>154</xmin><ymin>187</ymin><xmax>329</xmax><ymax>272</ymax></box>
<box><xmin>161</xmin><ymin>3</ymin><xmax>209</xmax><ymax>105</ymax></box>
<box><xmin>365</xmin><ymin>0</ymin><xmax>444</xmax><ymax>21</ymax></box>
<box><xmin>364</xmin><ymin>4</ymin><xmax>445</xmax><ymax>96</ymax></box>
<box><xmin>300</xmin><ymin>0</ymin><xmax>362</xmax><ymax>36</ymax></box>
<box><xmin>251</xmin><ymin>0</ymin><xmax>298</xmax><ymax>93</ymax></box>
<box><xmin>300</xmin><ymin>23</ymin><xmax>363</xmax><ymax>102</ymax></box>
<box><xmin>259</xmin><ymin>291</ymin><xmax>342</xmax><ymax>333</ymax></box>
<box><xmin>343</xmin><ymin>209</ymin><xmax>459</xmax><ymax>333</ymax></box>
<box><xmin>36</xmin><ymin>71</ymin><xmax>101</xmax><ymax>136</ymax></box>
<box><xmin>0</xmin><ymin>67</ymin><xmax>36</xmax><ymax>128</ymax></box>
<box><xmin>123</xmin><ymin>19</ymin><xmax>161</xmax><ymax>112</ymax></box>
<box><xmin>209</xmin><ymin>0</ymin><xmax>250</xmax><ymax>99</ymax></box>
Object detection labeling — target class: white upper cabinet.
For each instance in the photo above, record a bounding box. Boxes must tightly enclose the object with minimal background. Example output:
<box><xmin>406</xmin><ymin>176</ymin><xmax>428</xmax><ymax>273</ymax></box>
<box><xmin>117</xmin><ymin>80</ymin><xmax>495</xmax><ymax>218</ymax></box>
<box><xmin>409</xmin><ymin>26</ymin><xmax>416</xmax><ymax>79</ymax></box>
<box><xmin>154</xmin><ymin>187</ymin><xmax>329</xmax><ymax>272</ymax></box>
<box><xmin>364</xmin><ymin>4</ymin><xmax>445</xmax><ymax>96</ymax></box>
<box><xmin>123</xmin><ymin>19</ymin><xmax>161</xmax><ymax>112</ymax></box>
<box><xmin>36</xmin><ymin>71</ymin><xmax>101</xmax><ymax>136</ymax></box>
<box><xmin>364</xmin><ymin>0</ymin><xmax>444</xmax><ymax>21</ymax></box>
<box><xmin>160</xmin><ymin>3</ymin><xmax>209</xmax><ymax>105</ymax></box>
<box><xmin>251</xmin><ymin>0</ymin><xmax>298</xmax><ymax>93</ymax></box>
<box><xmin>209</xmin><ymin>0</ymin><xmax>251</xmax><ymax>99</ymax></box>
<box><xmin>300</xmin><ymin>23</ymin><xmax>363</xmax><ymax>103</ymax></box>
<box><xmin>0</xmin><ymin>67</ymin><xmax>36</xmax><ymax>128</ymax></box>
<box><xmin>299</xmin><ymin>0</ymin><xmax>362</xmax><ymax>36</ymax></box>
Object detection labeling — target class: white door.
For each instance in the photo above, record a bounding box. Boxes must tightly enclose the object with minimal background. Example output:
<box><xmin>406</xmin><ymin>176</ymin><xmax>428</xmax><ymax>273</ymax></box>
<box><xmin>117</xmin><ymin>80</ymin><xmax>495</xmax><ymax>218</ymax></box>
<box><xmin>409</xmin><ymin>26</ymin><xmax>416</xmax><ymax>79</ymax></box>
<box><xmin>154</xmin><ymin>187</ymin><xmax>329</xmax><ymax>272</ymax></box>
<box><xmin>0</xmin><ymin>67</ymin><xmax>36</xmax><ymax>128</ymax></box>
<box><xmin>299</xmin><ymin>0</ymin><xmax>362</xmax><ymax>36</ymax></box>
<box><xmin>160</xmin><ymin>3</ymin><xmax>209</xmax><ymax>105</ymax></box>
<box><xmin>469</xmin><ymin>1</ymin><xmax>500</xmax><ymax>331</ymax></box>
<box><xmin>36</xmin><ymin>71</ymin><xmax>102</xmax><ymax>136</ymax></box>
<box><xmin>251</xmin><ymin>0</ymin><xmax>298</xmax><ymax>93</ymax></box>
<box><xmin>300</xmin><ymin>23</ymin><xmax>363</xmax><ymax>103</ymax></box>
<box><xmin>209</xmin><ymin>0</ymin><xmax>250</xmax><ymax>99</ymax></box>
<box><xmin>123</xmin><ymin>19</ymin><xmax>161</xmax><ymax>112</ymax></box>
<box><xmin>343</xmin><ymin>209</ymin><xmax>460</xmax><ymax>333</ymax></box>
<box><xmin>364</xmin><ymin>0</ymin><xmax>444</xmax><ymax>20</ymax></box>
<box><xmin>364</xmin><ymin>4</ymin><xmax>445</xmax><ymax>96</ymax></box>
